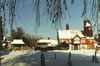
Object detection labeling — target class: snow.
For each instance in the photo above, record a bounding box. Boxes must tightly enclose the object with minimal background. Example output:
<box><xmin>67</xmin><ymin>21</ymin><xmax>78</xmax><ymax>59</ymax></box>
<box><xmin>37</xmin><ymin>40</ymin><xmax>51</xmax><ymax>43</ymax></box>
<box><xmin>86</xmin><ymin>37</ymin><xmax>94</xmax><ymax>39</ymax></box>
<box><xmin>58</xmin><ymin>30</ymin><xmax>84</xmax><ymax>39</ymax></box>
<box><xmin>37</xmin><ymin>40</ymin><xmax>58</xmax><ymax>47</ymax></box>
<box><xmin>2</xmin><ymin>43</ymin><xmax>6</xmax><ymax>46</ymax></box>
<box><xmin>37</xmin><ymin>40</ymin><xmax>58</xmax><ymax>45</ymax></box>
<box><xmin>11</xmin><ymin>39</ymin><xmax>25</xmax><ymax>44</ymax></box>
<box><xmin>50</xmin><ymin>40</ymin><xmax>58</xmax><ymax>45</ymax></box>
<box><xmin>1</xmin><ymin>50</ymin><xmax>100</xmax><ymax>66</ymax></box>
<box><xmin>86</xmin><ymin>22</ymin><xmax>91</xmax><ymax>27</ymax></box>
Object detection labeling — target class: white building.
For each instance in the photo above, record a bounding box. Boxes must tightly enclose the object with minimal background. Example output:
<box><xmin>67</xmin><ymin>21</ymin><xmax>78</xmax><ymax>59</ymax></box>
<box><xmin>36</xmin><ymin>39</ymin><xmax>58</xmax><ymax>48</ymax></box>
<box><xmin>11</xmin><ymin>39</ymin><xmax>25</xmax><ymax>48</ymax></box>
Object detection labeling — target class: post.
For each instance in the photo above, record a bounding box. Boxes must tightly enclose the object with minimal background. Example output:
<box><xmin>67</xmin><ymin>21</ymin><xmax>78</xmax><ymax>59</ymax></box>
<box><xmin>54</xmin><ymin>53</ymin><xmax>56</xmax><ymax>59</ymax></box>
<box><xmin>92</xmin><ymin>55</ymin><xmax>95</xmax><ymax>62</ymax></box>
<box><xmin>41</xmin><ymin>53</ymin><xmax>45</xmax><ymax>66</ymax></box>
<box><xmin>67</xmin><ymin>52</ymin><xmax>72</xmax><ymax>66</ymax></box>
<box><xmin>94</xmin><ymin>50</ymin><xmax>99</xmax><ymax>63</ymax></box>
<box><xmin>68</xmin><ymin>52</ymin><xmax>71</xmax><ymax>62</ymax></box>
<box><xmin>95</xmin><ymin>51</ymin><xmax>96</xmax><ymax>62</ymax></box>
<box><xmin>92</xmin><ymin>50</ymin><xmax>99</xmax><ymax>63</ymax></box>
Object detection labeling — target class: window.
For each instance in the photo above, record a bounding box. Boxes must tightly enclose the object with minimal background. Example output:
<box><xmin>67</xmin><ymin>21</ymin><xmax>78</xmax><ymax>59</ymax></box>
<box><xmin>81</xmin><ymin>40</ymin><xmax>86</xmax><ymax>43</ymax></box>
<box><xmin>89</xmin><ymin>40</ymin><xmax>94</xmax><ymax>43</ymax></box>
<box><xmin>89</xmin><ymin>27</ymin><xmax>92</xmax><ymax>30</ymax></box>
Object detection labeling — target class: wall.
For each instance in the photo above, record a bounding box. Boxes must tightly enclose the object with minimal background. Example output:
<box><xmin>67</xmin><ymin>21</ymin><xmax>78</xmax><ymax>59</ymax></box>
<box><xmin>59</xmin><ymin>38</ymin><xmax>95</xmax><ymax>49</ymax></box>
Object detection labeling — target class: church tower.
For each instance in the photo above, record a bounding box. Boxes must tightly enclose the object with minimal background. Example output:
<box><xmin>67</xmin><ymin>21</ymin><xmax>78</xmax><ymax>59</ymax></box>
<box><xmin>84</xmin><ymin>19</ymin><xmax>93</xmax><ymax>37</ymax></box>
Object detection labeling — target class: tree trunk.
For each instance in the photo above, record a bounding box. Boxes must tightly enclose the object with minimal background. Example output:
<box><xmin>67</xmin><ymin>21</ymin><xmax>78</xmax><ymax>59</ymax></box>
<box><xmin>0</xmin><ymin>16</ymin><xmax>3</xmax><ymax>50</ymax></box>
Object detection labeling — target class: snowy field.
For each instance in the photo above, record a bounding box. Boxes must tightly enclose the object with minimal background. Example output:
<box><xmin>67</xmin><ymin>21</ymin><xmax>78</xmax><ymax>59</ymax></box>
<box><xmin>1</xmin><ymin>50</ymin><xmax>100</xmax><ymax>66</ymax></box>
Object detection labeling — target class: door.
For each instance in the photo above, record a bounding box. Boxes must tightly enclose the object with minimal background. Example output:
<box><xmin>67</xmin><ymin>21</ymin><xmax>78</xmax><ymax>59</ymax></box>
<box><xmin>74</xmin><ymin>44</ymin><xmax>78</xmax><ymax>50</ymax></box>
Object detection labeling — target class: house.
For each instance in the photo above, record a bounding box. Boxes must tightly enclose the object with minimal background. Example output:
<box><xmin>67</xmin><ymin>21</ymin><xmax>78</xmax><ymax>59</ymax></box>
<box><xmin>11</xmin><ymin>39</ymin><xmax>26</xmax><ymax>50</ymax></box>
<box><xmin>1</xmin><ymin>37</ymin><xmax>11</xmax><ymax>50</ymax></box>
<box><xmin>36</xmin><ymin>39</ymin><xmax>58</xmax><ymax>48</ymax></box>
<box><xmin>57</xmin><ymin>19</ymin><xmax>95</xmax><ymax>50</ymax></box>
<box><xmin>2</xmin><ymin>40</ymin><xmax>11</xmax><ymax>50</ymax></box>
<box><xmin>36</xmin><ymin>40</ymin><xmax>50</xmax><ymax>47</ymax></box>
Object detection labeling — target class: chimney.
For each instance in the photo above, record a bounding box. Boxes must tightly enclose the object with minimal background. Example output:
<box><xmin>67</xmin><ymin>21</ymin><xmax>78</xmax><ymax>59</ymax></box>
<box><xmin>48</xmin><ymin>37</ymin><xmax>50</xmax><ymax>40</ymax></box>
<box><xmin>66</xmin><ymin>24</ymin><xmax>69</xmax><ymax>30</ymax></box>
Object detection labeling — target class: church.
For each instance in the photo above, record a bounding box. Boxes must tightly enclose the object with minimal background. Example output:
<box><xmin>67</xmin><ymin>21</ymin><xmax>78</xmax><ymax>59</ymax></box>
<box><xmin>57</xmin><ymin>19</ymin><xmax>95</xmax><ymax>50</ymax></box>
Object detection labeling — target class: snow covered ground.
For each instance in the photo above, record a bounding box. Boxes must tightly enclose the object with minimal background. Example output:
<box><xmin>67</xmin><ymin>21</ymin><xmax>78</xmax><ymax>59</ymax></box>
<box><xmin>1</xmin><ymin>50</ymin><xmax>100</xmax><ymax>66</ymax></box>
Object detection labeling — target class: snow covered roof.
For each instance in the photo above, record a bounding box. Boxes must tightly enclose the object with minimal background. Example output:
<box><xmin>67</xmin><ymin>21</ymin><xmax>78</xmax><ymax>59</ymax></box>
<box><xmin>86</xmin><ymin>37</ymin><xmax>94</xmax><ymax>39</ymax></box>
<box><xmin>86</xmin><ymin>22</ymin><xmax>91</xmax><ymax>27</ymax></box>
<box><xmin>11</xmin><ymin>39</ymin><xmax>25</xmax><ymax>44</ymax></box>
<box><xmin>58</xmin><ymin>30</ymin><xmax>84</xmax><ymax>39</ymax></box>
<box><xmin>50</xmin><ymin>40</ymin><xmax>58</xmax><ymax>45</ymax></box>
<box><xmin>37</xmin><ymin>40</ymin><xmax>51</xmax><ymax>43</ymax></box>
<box><xmin>37</xmin><ymin>40</ymin><xmax>58</xmax><ymax>45</ymax></box>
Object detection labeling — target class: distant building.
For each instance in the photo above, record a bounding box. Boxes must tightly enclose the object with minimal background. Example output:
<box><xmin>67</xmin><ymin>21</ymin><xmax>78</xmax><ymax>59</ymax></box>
<box><xmin>36</xmin><ymin>39</ymin><xmax>58</xmax><ymax>48</ymax></box>
<box><xmin>57</xmin><ymin>19</ymin><xmax>95</xmax><ymax>50</ymax></box>
<box><xmin>11</xmin><ymin>39</ymin><xmax>26</xmax><ymax>50</ymax></box>
<box><xmin>1</xmin><ymin>37</ymin><xmax>11</xmax><ymax>50</ymax></box>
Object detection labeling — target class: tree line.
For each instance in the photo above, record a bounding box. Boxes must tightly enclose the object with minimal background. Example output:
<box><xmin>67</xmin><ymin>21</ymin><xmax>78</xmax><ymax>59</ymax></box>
<box><xmin>8</xmin><ymin>27</ymin><xmax>42</xmax><ymax>48</ymax></box>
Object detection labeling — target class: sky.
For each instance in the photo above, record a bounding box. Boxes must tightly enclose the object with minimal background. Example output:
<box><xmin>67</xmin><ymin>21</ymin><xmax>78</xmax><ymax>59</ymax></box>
<box><xmin>6</xmin><ymin>0</ymin><xmax>94</xmax><ymax>39</ymax></box>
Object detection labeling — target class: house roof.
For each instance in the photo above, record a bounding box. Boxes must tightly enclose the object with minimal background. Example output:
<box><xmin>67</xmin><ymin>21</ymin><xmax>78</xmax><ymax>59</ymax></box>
<box><xmin>37</xmin><ymin>40</ymin><xmax>51</xmax><ymax>43</ymax></box>
<box><xmin>58</xmin><ymin>30</ymin><xmax>84</xmax><ymax>39</ymax></box>
<box><xmin>11</xmin><ymin>39</ymin><xmax>25</xmax><ymax>44</ymax></box>
<box><xmin>86</xmin><ymin>37</ymin><xmax>94</xmax><ymax>39</ymax></box>
<box><xmin>73</xmin><ymin>35</ymin><xmax>81</xmax><ymax>40</ymax></box>
<box><xmin>37</xmin><ymin>40</ymin><xmax>58</xmax><ymax>45</ymax></box>
<box><xmin>50</xmin><ymin>40</ymin><xmax>58</xmax><ymax>45</ymax></box>
<box><xmin>86</xmin><ymin>22</ymin><xmax>91</xmax><ymax>27</ymax></box>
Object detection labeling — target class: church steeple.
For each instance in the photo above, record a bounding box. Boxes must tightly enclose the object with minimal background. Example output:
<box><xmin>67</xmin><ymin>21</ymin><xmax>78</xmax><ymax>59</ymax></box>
<box><xmin>84</xmin><ymin>19</ymin><xmax>93</xmax><ymax>37</ymax></box>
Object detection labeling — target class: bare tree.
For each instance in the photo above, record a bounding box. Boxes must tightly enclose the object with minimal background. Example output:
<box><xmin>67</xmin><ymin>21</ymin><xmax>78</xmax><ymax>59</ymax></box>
<box><xmin>10</xmin><ymin>27</ymin><xmax>24</xmax><ymax>39</ymax></box>
<box><xmin>22</xmin><ymin>34</ymin><xmax>42</xmax><ymax>48</ymax></box>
